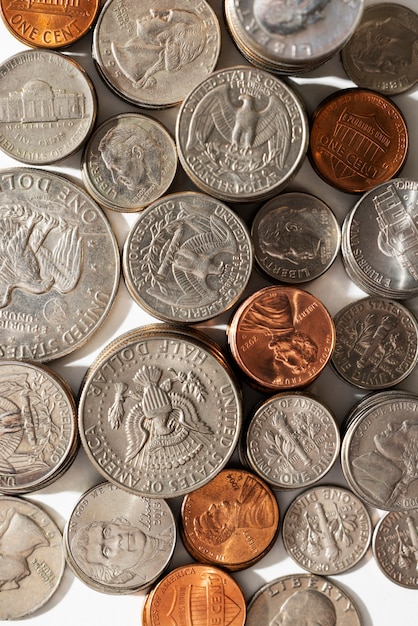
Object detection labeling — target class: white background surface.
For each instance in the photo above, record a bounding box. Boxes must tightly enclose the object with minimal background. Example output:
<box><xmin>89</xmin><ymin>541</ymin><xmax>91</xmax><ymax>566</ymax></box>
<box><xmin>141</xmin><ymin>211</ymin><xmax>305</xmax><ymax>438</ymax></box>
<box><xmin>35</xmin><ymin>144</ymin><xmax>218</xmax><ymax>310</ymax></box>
<box><xmin>0</xmin><ymin>0</ymin><xmax>417</xmax><ymax>623</ymax></box>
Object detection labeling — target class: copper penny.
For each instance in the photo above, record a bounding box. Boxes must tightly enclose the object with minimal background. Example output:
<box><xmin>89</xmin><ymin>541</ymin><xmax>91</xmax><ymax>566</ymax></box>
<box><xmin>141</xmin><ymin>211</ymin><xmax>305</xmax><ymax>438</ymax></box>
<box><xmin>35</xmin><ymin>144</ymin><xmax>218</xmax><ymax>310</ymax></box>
<box><xmin>180</xmin><ymin>468</ymin><xmax>279</xmax><ymax>571</ymax></box>
<box><xmin>0</xmin><ymin>0</ymin><xmax>100</xmax><ymax>48</ymax></box>
<box><xmin>309</xmin><ymin>88</ymin><xmax>408</xmax><ymax>193</ymax></box>
<box><xmin>227</xmin><ymin>285</ymin><xmax>335</xmax><ymax>392</ymax></box>
<box><xmin>143</xmin><ymin>563</ymin><xmax>246</xmax><ymax>626</ymax></box>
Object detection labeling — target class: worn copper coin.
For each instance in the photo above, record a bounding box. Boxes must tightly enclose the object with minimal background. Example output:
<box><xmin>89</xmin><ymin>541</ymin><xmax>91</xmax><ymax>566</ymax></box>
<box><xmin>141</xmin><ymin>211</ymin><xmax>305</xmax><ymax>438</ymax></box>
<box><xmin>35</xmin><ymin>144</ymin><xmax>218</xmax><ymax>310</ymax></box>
<box><xmin>0</xmin><ymin>0</ymin><xmax>100</xmax><ymax>48</ymax></box>
<box><xmin>180</xmin><ymin>468</ymin><xmax>279</xmax><ymax>570</ymax></box>
<box><xmin>373</xmin><ymin>509</ymin><xmax>418</xmax><ymax>588</ymax></box>
<box><xmin>227</xmin><ymin>285</ymin><xmax>335</xmax><ymax>392</ymax></box>
<box><xmin>310</xmin><ymin>88</ymin><xmax>408</xmax><ymax>193</ymax></box>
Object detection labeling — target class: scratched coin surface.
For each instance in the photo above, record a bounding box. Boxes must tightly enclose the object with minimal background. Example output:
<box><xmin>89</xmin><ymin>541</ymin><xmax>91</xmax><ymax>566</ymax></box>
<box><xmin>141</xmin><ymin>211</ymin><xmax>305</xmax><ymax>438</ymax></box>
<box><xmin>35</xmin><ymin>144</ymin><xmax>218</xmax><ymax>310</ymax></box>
<box><xmin>122</xmin><ymin>191</ymin><xmax>253</xmax><ymax>322</ymax></box>
<box><xmin>78</xmin><ymin>324</ymin><xmax>242</xmax><ymax>498</ymax></box>
<box><xmin>64</xmin><ymin>481</ymin><xmax>176</xmax><ymax>594</ymax></box>
<box><xmin>0</xmin><ymin>494</ymin><xmax>65</xmax><ymax>620</ymax></box>
<box><xmin>0</xmin><ymin>49</ymin><xmax>97</xmax><ymax>164</ymax></box>
<box><xmin>176</xmin><ymin>65</ymin><xmax>309</xmax><ymax>202</ymax></box>
<box><xmin>0</xmin><ymin>167</ymin><xmax>120</xmax><ymax>362</ymax></box>
<box><xmin>0</xmin><ymin>0</ymin><xmax>100</xmax><ymax>48</ymax></box>
<box><xmin>92</xmin><ymin>0</ymin><xmax>221</xmax><ymax>108</ymax></box>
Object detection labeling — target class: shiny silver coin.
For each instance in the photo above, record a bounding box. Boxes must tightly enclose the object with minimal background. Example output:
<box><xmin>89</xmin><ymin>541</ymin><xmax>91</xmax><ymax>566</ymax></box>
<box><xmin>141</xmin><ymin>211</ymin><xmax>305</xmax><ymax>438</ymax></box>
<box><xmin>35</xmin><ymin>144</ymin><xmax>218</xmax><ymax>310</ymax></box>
<box><xmin>251</xmin><ymin>192</ymin><xmax>340</xmax><ymax>283</ymax></box>
<box><xmin>92</xmin><ymin>0</ymin><xmax>221</xmax><ymax>109</ymax></box>
<box><xmin>341</xmin><ymin>3</ymin><xmax>418</xmax><ymax>95</ymax></box>
<box><xmin>176</xmin><ymin>65</ymin><xmax>308</xmax><ymax>203</ymax></box>
<box><xmin>0</xmin><ymin>167</ymin><xmax>120</xmax><ymax>362</ymax></box>
<box><xmin>81</xmin><ymin>113</ymin><xmax>177</xmax><ymax>212</ymax></box>
<box><xmin>78</xmin><ymin>324</ymin><xmax>242</xmax><ymax>498</ymax></box>
<box><xmin>64</xmin><ymin>481</ymin><xmax>176</xmax><ymax>594</ymax></box>
<box><xmin>0</xmin><ymin>49</ymin><xmax>96</xmax><ymax>164</ymax></box>
<box><xmin>245</xmin><ymin>392</ymin><xmax>340</xmax><ymax>490</ymax></box>
<box><xmin>246</xmin><ymin>573</ymin><xmax>363</xmax><ymax>626</ymax></box>
<box><xmin>0</xmin><ymin>494</ymin><xmax>65</xmax><ymax>620</ymax></box>
<box><xmin>332</xmin><ymin>296</ymin><xmax>418</xmax><ymax>390</ymax></box>
<box><xmin>373</xmin><ymin>509</ymin><xmax>418</xmax><ymax>589</ymax></box>
<box><xmin>122</xmin><ymin>191</ymin><xmax>253</xmax><ymax>323</ymax></box>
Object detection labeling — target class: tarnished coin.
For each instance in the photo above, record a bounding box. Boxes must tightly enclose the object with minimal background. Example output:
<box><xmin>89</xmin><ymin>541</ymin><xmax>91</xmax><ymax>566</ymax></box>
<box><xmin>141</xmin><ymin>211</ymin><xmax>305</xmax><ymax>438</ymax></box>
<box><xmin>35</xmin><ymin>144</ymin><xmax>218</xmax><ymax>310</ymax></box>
<box><xmin>227</xmin><ymin>285</ymin><xmax>335</xmax><ymax>392</ymax></box>
<box><xmin>245</xmin><ymin>392</ymin><xmax>340</xmax><ymax>490</ymax></box>
<box><xmin>373</xmin><ymin>509</ymin><xmax>418</xmax><ymax>588</ymax></box>
<box><xmin>176</xmin><ymin>65</ymin><xmax>309</xmax><ymax>203</ymax></box>
<box><xmin>332</xmin><ymin>296</ymin><xmax>418</xmax><ymax>389</ymax></box>
<box><xmin>0</xmin><ymin>494</ymin><xmax>65</xmax><ymax>620</ymax></box>
<box><xmin>64</xmin><ymin>481</ymin><xmax>176</xmax><ymax>594</ymax></box>
<box><xmin>143</xmin><ymin>563</ymin><xmax>246</xmax><ymax>626</ymax></box>
<box><xmin>251</xmin><ymin>192</ymin><xmax>340</xmax><ymax>283</ymax></box>
<box><xmin>92</xmin><ymin>0</ymin><xmax>221</xmax><ymax>109</ymax></box>
<box><xmin>78</xmin><ymin>324</ymin><xmax>242</xmax><ymax>498</ymax></box>
<box><xmin>180</xmin><ymin>468</ymin><xmax>279</xmax><ymax>571</ymax></box>
<box><xmin>341</xmin><ymin>391</ymin><xmax>418</xmax><ymax>511</ymax></box>
<box><xmin>0</xmin><ymin>0</ymin><xmax>100</xmax><ymax>48</ymax></box>
<box><xmin>341</xmin><ymin>2</ymin><xmax>418</xmax><ymax>95</ymax></box>
<box><xmin>246</xmin><ymin>573</ymin><xmax>362</xmax><ymax>626</ymax></box>
<box><xmin>0</xmin><ymin>50</ymin><xmax>97</xmax><ymax>164</ymax></box>
<box><xmin>122</xmin><ymin>191</ymin><xmax>253</xmax><ymax>323</ymax></box>
<box><xmin>341</xmin><ymin>178</ymin><xmax>418</xmax><ymax>299</ymax></box>
<box><xmin>309</xmin><ymin>88</ymin><xmax>408</xmax><ymax>193</ymax></box>
<box><xmin>0</xmin><ymin>167</ymin><xmax>120</xmax><ymax>362</ymax></box>
<box><xmin>0</xmin><ymin>360</ymin><xmax>78</xmax><ymax>494</ymax></box>
<box><xmin>282</xmin><ymin>484</ymin><xmax>372</xmax><ymax>575</ymax></box>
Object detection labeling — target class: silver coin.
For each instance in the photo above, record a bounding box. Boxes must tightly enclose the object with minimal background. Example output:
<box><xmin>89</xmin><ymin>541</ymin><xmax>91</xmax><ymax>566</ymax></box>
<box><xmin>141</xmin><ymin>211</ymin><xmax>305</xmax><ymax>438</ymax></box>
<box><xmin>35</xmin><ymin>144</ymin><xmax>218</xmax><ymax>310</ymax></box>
<box><xmin>373</xmin><ymin>509</ymin><xmax>418</xmax><ymax>589</ymax></box>
<box><xmin>251</xmin><ymin>192</ymin><xmax>340</xmax><ymax>283</ymax></box>
<box><xmin>92</xmin><ymin>0</ymin><xmax>221</xmax><ymax>109</ymax></box>
<box><xmin>78</xmin><ymin>324</ymin><xmax>242</xmax><ymax>498</ymax></box>
<box><xmin>81</xmin><ymin>112</ymin><xmax>177</xmax><ymax>213</ymax></box>
<box><xmin>122</xmin><ymin>191</ymin><xmax>253</xmax><ymax>323</ymax></box>
<box><xmin>0</xmin><ymin>494</ymin><xmax>65</xmax><ymax>620</ymax></box>
<box><xmin>341</xmin><ymin>3</ymin><xmax>418</xmax><ymax>95</ymax></box>
<box><xmin>64</xmin><ymin>481</ymin><xmax>176</xmax><ymax>594</ymax></box>
<box><xmin>332</xmin><ymin>296</ymin><xmax>418</xmax><ymax>389</ymax></box>
<box><xmin>282</xmin><ymin>484</ymin><xmax>372</xmax><ymax>575</ymax></box>
<box><xmin>0</xmin><ymin>167</ymin><xmax>120</xmax><ymax>362</ymax></box>
<box><xmin>246</xmin><ymin>573</ymin><xmax>363</xmax><ymax>626</ymax></box>
<box><xmin>245</xmin><ymin>392</ymin><xmax>340</xmax><ymax>490</ymax></box>
<box><xmin>175</xmin><ymin>65</ymin><xmax>309</xmax><ymax>203</ymax></box>
<box><xmin>0</xmin><ymin>49</ymin><xmax>96</xmax><ymax>164</ymax></box>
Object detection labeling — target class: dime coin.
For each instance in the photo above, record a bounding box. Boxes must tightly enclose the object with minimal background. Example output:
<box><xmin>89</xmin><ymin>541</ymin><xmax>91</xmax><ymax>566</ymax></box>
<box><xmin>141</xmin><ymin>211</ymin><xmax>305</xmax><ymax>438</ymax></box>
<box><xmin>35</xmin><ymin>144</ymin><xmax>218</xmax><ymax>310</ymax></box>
<box><xmin>309</xmin><ymin>88</ymin><xmax>408</xmax><ymax>193</ymax></box>
<box><xmin>332</xmin><ymin>296</ymin><xmax>418</xmax><ymax>389</ymax></box>
<box><xmin>0</xmin><ymin>0</ymin><xmax>100</xmax><ymax>48</ymax></box>
<box><xmin>373</xmin><ymin>508</ymin><xmax>418</xmax><ymax>589</ymax></box>
<box><xmin>81</xmin><ymin>112</ymin><xmax>177</xmax><ymax>212</ymax></box>
<box><xmin>143</xmin><ymin>563</ymin><xmax>246</xmax><ymax>626</ymax></box>
<box><xmin>341</xmin><ymin>3</ymin><xmax>418</xmax><ymax>95</ymax></box>
<box><xmin>246</xmin><ymin>573</ymin><xmax>362</xmax><ymax>626</ymax></box>
<box><xmin>64</xmin><ymin>481</ymin><xmax>176</xmax><ymax>594</ymax></box>
<box><xmin>0</xmin><ymin>49</ymin><xmax>97</xmax><ymax>164</ymax></box>
<box><xmin>227</xmin><ymin>285</ymin><xmax>335</xmax><ymax>392</ymax></box>
<box><xmin>92</xmin><ymin>0</ymin><xmax>221</xmax><ymax>109</ymax></box>
<box><xmin>245</xmin><ymin>392</ymin><xmax>340</xmax><ymax>490</ymax></box>
<box><xmin>180</xmin><ymin>468</ymin><xmax>279</xmax><ymax>570</ymax></box>
<box><xmin>251</xmin><ymin>191</ymin><xmax>340</xmax><ymax>283</ymax></box>
<box><xmin>0</xmin><ymin>494</ymin><xmax>65</xmax><ymax>620</ymax></box>
<box><xmin>0</xmin><ymin>167</ymin><xmax>120</xmax><ymax>362</ymax></box>
<box><xmin>282</xmin><ymin>484</ymin><xmax>372</xmax><ymax>575</ymax></box>
<box><xmin>122</xmin><ymin>191</ymin><xmax>253</xmax><ymax>323</ymax></box>
<box><xmin>176</xmin><ymin>65</ymin><xmax>309</xmax><ymax>203</ymax></box>
<box><xmin>78</xmin><ymin>324</ymin><xmax>242</xmax><ymax>498</ymax></box>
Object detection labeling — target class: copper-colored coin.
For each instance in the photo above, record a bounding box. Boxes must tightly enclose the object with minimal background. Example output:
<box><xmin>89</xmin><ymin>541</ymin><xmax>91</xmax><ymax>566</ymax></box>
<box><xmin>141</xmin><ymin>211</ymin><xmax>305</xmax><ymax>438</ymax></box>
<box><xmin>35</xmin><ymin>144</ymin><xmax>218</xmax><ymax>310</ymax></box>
<box><xmin>227</xmin><ymin>285</ymin><xmax>335</xmax><ymax>392</ymax></box>
<box><xmin>0</xmin><ymin>0</ymin><xmax>100</xmax><ymax>48</ymax></box>
<box><xmin>309</xmin><ymin>88</ymin><xmax>408</xmax><ymax>193</ymax></box>
<box><xmin>143</xmin><ymin>563</ymin><xmax>246</xmax><ymax>626</ymax></box>
<box><xmin>180</xmin><ymin>468</ymin><xmax>279</xmax><ymax>571</ymax></box>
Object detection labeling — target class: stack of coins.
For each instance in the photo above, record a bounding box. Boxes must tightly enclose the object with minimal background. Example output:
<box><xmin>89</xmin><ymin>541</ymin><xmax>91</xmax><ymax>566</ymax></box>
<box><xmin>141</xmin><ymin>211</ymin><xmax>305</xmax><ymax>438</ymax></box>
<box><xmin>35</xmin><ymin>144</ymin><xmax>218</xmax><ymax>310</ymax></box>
<box><xmin>341</xmin><ymin>178</ymin><xmax>418</xmax><ymax>298</ymax></box>
<box><xmin>224</xmin><ymin>0</ymin><xmax>365</xmax><ymax>74</ymax></box>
